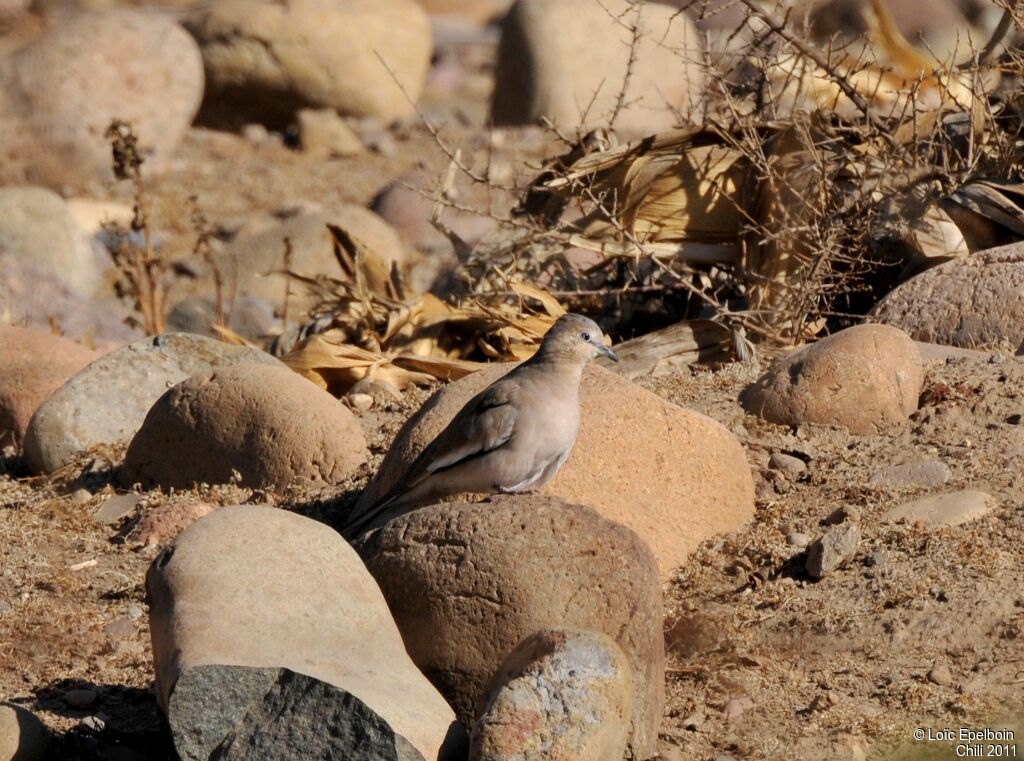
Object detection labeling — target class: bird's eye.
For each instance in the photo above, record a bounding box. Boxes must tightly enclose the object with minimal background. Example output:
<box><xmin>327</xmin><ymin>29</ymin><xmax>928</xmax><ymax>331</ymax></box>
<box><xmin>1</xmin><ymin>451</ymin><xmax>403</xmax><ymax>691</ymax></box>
<box><xmin>581</xmin><ymin>331</ymin><xmax>591</xmax><ymax>342</ymax></box>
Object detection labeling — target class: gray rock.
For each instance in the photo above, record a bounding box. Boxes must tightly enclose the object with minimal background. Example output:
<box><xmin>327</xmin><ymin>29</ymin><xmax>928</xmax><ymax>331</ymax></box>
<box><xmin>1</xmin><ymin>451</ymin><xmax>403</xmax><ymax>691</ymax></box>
<box><xmin>0</xmin><ymin>703</ymin><xmax>49</xmax><ymax>761</ymax></box>
<box><xmin>883</xmin><ymin>490</ymin><xmax>996</xmax><ymax>527</ymax></box>
<box><xmin>769</xmin><ymin>452</ymin><xmax>807</xmax><ymax>479</ymax></box>
<box><xmin>806</xmin><ymin>524</ymin><xmax>861</xmax><ymax>580</ymax></box>
<box><xmin>23</xmin><ymin>334</ymin><xmax>282</xmax><ymax>473</ymax></box>
<box><xmin>471</xmin><ymin>629</ymin><xmax>631</xmax><ymax>761</ymax></box>
<box><xmin>0</xmin><ymin>259</ymin><xmax>142</xmax><ymax>346</ymax></box>
<box><xmin>205</xmin><ymin>668</ymin><xmax>429</xmax><ymax>761</ymax></box>
<box><xmin>787</xmin><ymin>532</ymin><xmax>810</xmax><ymax>548</ymax></box>
<box><xmin>167</xmin><ymin>296</ymin><xmax>280</xmax><ymax>343</ymax></box>
<box><xmin>211</xmin><ymin>209</ymin><xmax>409</xmax><ymax>316</ymax></box>
<box><xmin>868</xmin><ymin>460</ymin><xmax>951</xmax><ymax>489</ymax></box>
<box><xmin>0</xmin><ymin>187</ymin><xmax>98</xmax><ymax>295</ymax></box>
<box><xmin>64</xmin><ymin>688</ymin><xmax>97</xmax><ymax>710</ymax></box>
<box><xmin>147</xmin><ymin>506</ymin><xmax>458</xmax><ymax>761</ymax></box>
<box><xmin>94</xmin><ymin>494</ymin><xmax>140</xmax><ymax>525</ymax></box>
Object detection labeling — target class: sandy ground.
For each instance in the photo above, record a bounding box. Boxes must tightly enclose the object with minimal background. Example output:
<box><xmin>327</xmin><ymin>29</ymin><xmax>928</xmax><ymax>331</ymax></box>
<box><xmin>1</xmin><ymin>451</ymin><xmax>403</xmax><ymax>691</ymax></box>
<box><xmin>2</xmin><ymin>349</ymin><xmax>1023</xmax><ymax>760</ymax></box>
<box><xmin>2</xmin><ymin>11</ymin><xmax>1023</xmax><ymax>761</ymax></box>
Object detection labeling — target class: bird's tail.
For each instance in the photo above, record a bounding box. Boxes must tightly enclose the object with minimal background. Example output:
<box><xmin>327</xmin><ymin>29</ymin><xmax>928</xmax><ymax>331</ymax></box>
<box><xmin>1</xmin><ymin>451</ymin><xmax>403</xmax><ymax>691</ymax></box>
<box><xmin>340</xmin><ymin>488</ymin><xmax>402</xmax><ymax>540</ymax></box>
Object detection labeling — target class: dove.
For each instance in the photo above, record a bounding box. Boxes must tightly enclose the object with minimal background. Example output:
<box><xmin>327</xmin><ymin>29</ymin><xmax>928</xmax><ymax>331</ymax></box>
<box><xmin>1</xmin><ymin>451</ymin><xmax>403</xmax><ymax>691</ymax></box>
<box><xmin>342</xmin><ymin>313</ymin><xmax>617</xmax><ymax>538</ymax></box>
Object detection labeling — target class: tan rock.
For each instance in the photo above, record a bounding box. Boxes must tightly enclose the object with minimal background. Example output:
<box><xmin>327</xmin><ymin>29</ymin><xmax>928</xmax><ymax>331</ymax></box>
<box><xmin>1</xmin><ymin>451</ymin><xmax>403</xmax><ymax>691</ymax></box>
<box><xmin>24</xmin><ymin>334</ymin><xmax>282</xmax><ymax>473</ymax></box>
<box><xmin>0</xmin><ymin>327</ymin><xmax>101</xmax><ymax>450</ymax></box>
<box><xmin>870</xmin><ymin>244</ymin><xmax>1024</xmax><ymax>352</ymax></box>
<box><xmin>471</xmin><ymin>629</ymin><xmax>632</xmax><ymax>761</ymax></box>
<box><xmin>122</xmin><ymin>363</ymin><xmax>368</xmax><ymax>489</ymax></box>
<box><xmin>147</xmin><ymin>505</ymin><xmax>459</xmax><ymax>761</ymax></box>
<box><xmin>492</xmin><ymin>0</ymin><xmax>706</xmax><ymax>134</ymax></box>
<box><xmin>191</xmin><ymin>0</ymin><xmax>432</xmax><ymax>124</ymax></box>
<box><xmin>357</xmin><ymin>364</ymin><xmax>754</xmax><ymax>578</ymax></box>
<box><xmin>357</xmin><ymin>495</ymin><xmax>665</xmax><ymax>760</ymax></box>
<box><xmin>296</xmin><ymin>108</ymin><xmax>364</xmax><ymax>157</ymax></box>
<box><xmin>884</xmin><ymin>490</ymin><xmax>996</xmax><ymax>528</ymax></box>
<box><xmin>741</xmin><ymin>324</ymin><xmax>924</xmax><ymax>434</ymax></box>
<box><xmin>0</xmin><ymin>11</ymin><xmax>204</xmax><ymax>188</ymax></box>
<box><xmin>0</xmin><ymin>703</ymin><xmax>48</xmax><ymax>761</ymax></box>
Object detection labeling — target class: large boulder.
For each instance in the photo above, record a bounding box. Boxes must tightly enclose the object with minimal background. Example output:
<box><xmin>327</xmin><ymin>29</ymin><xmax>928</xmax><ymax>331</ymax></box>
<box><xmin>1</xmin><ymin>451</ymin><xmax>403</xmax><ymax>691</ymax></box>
<box><xmin>190</xmin><ymin>0</ymin><xmax>432</xmax><ymax>126</ymax></box>
<box><xmin>147</xmin><ymin>505</ymin><xmax>461</xmax><ymax>761</ymax></box>
<box><xmin>740</xmin><ymin>324</ymin><xmax>924</xmax><ymax>434</ymax></box>
<box><xmin>0</xmin><ymin>187</ymin><xmax>98</xmax><ymax>295</ymax></box>
<box><xmin>0</xmin><ymin>11</ymin><xmax>204</xmax><ymax>188</ymax></box>
<box><xmin>23</xmin><ymin>334</ymin><xmax>282</xmax><ymax>473</ymax></box>
<box><xmin>0</xmin><ymin>327</ymin><xmax>102</xmax><ymax>450</ymax></box>
<box><xmin>491</xmin><ymin>0</ymin><xmax>706</xmax><ymax>134</ymax></box>
<box><xmin>870</xmin><ymin>244</ymin><xmax>1024</xmax><ymax>353</ymax></box>
<box><xmin>357</xmin><ymin>495</ymin><xmax>665</xmax><ymax>760</ymax></box>
<box><xmin>0</xmin><ymin>259</ymin><xmax>143</xmax><ymax>347</ymax></box>
<box><xmin>471</xmin><ymin>629</ymin><xmax>632</xmax><ymax>761</ymax></box>
<box><xmin>356</xmin><ymin>364</ymin><xmax>754</xmax><ymax>578</ymax></box>
<box><xmin>122</xmin><ymin>363</ymin><xmax>368</xmax><ymax>489</ymax></box>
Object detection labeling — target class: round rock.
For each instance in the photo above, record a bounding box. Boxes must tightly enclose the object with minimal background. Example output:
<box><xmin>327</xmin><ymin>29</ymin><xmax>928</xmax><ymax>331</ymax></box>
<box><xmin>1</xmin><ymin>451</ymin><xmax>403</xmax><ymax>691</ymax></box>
<box><xmin>212</xmin><ymin>208</ymin><xmax>409</xmax><ymax>312</ymax></box>
<box><xmin>870</xmin><ymin>243</ymin><xmax>1024</xmax><ymax>352</ymax></box>
<box><xmin>0</xmin><ymin>187</ymin><xmax>98</xmax><ymax>295</ymax></box>
<box><xmin>0</xmin><ymin>259</ymin><xmax>143</xmax><ymax>346</ymax></box>
<box><xmin>190</xmin><ymin>0</ymin><xmax>432</xmax><ymax>125</ymax></box>
<box><xmin>492</xmin><ymin>0</ymin><xmax>706</xmax><ymax>134</ymax></box>
<box><xmin>147</xmin><ymin>505</ymin><xmax>460</xmax><ymax>761</ymax></box>
<box><xmin>0</xmin><ymin>703</ymin><xmax>48</xmax><ymax>761</ymax></box>
<box><xmin>0</xmin><ymin>327</ymin><xmax>102</xmax><ymax>450</ymax></box>
<box><xmin>357</xmin><ymin>495</ymin><xmax>664</xmax><ymax>760</ymax></box>
<box><xmin>122</xmin><ymin>363</ymin><xmax>368</xmax><ymax>489</ymax></box>
<box><xmin>23</xmin><ymin>334</ymin><xmax>283</xmax><ymax>473</ymax></box>
<box><xmin>741</xmin><ymin>325</ymin><xmax>924</xmax><ymax>434</ymax></box>
<box><xmin>471</xmin><ymin>629</ymin><xmax>632</xmax><ymax>761</ymax></box>
<box><xmin>356</xmin><ymin>364</ymin><xmax>754</xmax><ymax>578</ymax></box>
<box><xmin>0</xmin><ymin>11</ymin><xmax>204</xmax><ymax>188</ymax></box>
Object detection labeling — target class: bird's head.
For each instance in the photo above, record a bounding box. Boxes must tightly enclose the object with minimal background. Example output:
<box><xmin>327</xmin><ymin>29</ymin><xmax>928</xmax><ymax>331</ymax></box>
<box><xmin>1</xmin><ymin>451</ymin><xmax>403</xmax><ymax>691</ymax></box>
<box><xmin>538</xmin><ymin>313</ymin><xmax>618</xmax><ymax>364</ymax></box>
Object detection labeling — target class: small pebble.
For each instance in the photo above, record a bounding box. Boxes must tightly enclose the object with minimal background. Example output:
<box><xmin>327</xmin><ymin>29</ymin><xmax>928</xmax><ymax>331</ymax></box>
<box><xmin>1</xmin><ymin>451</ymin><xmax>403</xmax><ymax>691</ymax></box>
<box><xmin>806</xmin><ymin>524</ymin><xmax>861</xmax><ymax>580</ymax></box>
<box><xmin>80</xmin><ymin>714</ymin><xmax>106</xmax><ymax>732</ymax></box>
<box><xmin>346</xmin><ymin>392</ymin><xmax>374</xmax><ymax>411</ymax></box>
<box><xmin>928</xmin><ymin>663</ymin><xmax>953</xmax><ymax>686</ymax></box>
<box><xmin>787</xmin><ymin>532</ymin><xmax>810</xmax><ymax>547</ymax></box>
<box><xmin>769</xmin><ymin>452</ymin><xmax>807</xmax><ymax>479</ymax></box>
<box><xmin>64</xmin><ymin>687</ymin><xmax>97</xmax><ymax>710</ymax></box>
<box><xmin>71</xmin><ymin>488</ymin><xmax>92</xmax><ymax>503</ymax></box>
<box><xmin>723</xmin><ymin>696</ymin><xmax>754</xmax><ymax>722</ymax></box>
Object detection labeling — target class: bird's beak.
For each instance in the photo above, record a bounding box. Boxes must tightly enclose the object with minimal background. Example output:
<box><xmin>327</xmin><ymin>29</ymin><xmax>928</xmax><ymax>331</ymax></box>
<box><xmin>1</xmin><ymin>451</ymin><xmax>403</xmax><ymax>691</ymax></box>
<box><xmin>597</xmin><ymin>342</ymin><xmax>619</xmax><ymax>363</ymax></box>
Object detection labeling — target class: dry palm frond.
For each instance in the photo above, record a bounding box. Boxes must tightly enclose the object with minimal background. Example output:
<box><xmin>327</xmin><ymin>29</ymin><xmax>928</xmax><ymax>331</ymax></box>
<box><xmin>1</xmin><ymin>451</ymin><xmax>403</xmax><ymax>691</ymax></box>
<box><xmin>275</xmin><ymin>229</ymin><xmax>568</xmax><ymax>395</ymax></box>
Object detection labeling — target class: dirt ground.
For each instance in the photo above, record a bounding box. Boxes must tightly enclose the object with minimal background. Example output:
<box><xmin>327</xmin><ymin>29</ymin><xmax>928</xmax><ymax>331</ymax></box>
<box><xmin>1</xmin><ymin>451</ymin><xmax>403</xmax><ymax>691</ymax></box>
<box><xmin>2</xmin><ymin>11</ymin><xmax>1023</xmax><ymax>761</ymax></box>
<box><xmin>2</xmin><ymin>348</ymin><xmax>1023</xmax><ymax>760</ymax></box>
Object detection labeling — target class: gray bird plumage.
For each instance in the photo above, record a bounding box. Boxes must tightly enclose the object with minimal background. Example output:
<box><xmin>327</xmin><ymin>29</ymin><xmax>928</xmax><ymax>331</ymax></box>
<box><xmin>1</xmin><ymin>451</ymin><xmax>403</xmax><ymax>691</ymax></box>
<box><xmin>341</xmin><ymin>313</ymin><xmax>617</xmax><ymax>538</ymax></box>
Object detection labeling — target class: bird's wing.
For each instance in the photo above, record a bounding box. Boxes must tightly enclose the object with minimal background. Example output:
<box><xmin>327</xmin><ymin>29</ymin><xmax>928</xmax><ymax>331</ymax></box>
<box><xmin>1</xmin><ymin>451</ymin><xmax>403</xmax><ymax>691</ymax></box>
<box><xmin>403</xmin><ymin>382</ymin><xmax>519</xmax><ymax>490</ymax></box>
